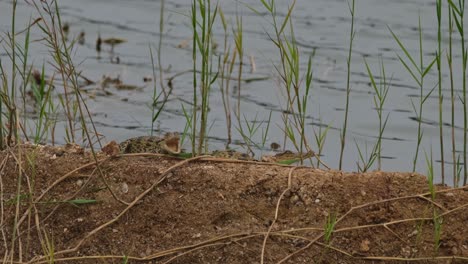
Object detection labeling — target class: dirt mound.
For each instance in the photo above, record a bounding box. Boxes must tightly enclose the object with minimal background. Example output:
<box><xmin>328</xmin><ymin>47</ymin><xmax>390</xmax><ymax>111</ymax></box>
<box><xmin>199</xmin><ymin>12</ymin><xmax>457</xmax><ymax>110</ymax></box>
<box><xmin>0</xmin><ymin>144</ymin><xmax>467</xmax><ymax>263</ymax></box>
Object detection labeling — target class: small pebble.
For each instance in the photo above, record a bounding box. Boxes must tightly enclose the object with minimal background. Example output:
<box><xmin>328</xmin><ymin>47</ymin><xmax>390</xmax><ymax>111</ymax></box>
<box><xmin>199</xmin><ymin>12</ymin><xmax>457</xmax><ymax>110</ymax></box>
<box><xmin>76</xmin><ymin>179</ymin><xmax>83</xmax><ymax>187</ymax></box>
<box><xmin>121</xmin><ymin>183</ymin><xmax>129</xmax><ymax>194</ymax></box>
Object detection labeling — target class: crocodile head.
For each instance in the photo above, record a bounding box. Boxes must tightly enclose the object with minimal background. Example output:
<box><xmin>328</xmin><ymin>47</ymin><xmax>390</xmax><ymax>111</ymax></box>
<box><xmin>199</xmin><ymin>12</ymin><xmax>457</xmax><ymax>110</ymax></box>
<box><xmin>159</xmin><ymin>132</ymin><xmax>181</xmax><ymax>154</ymax></box>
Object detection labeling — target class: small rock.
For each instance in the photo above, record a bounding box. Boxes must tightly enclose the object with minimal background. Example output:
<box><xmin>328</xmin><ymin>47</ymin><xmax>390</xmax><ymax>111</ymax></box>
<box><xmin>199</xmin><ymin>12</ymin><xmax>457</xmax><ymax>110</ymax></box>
<box><xmin>290</xmin><ymin>195</ymin><xmax>299</xmax><ymax>204</ymax></box>
<box><xmin>50</xmin><ymin>154</ymin><xmax>57</xmax><ymax>160</ymax></box>
<box><xmin>408</xmin><ymin>229</ymin><xmax>418</xmax><ymax>238</ymax></box>
<box><xmin>315</xmin><ymin>198</ymin><xmax>320</xmax><ymax>203</ymax></box>
<box><xmin>145</xmin><ymin>247</ymin><xmax>152</xmax><ymax>256</ymax></box>
<box><xmin>121</xmin><ymin>183</ymin><xmax>129</xmax><ymax>194</ymax></box>
<box><xmin>451</xmin><ymin>246</ymin><xmax>458</xmax><ymax>255</ymax></box>
<box><xmin>360</xmin><ymin>239</ymin><xmax>370</xmax><ymax>252</ymax></box>
<box><xmin>400</xmin><ymin>246</ymin><xmax>411</xmax><ymax>258</ymax></box>
<box><xmin>76</xmin><ymin>179</ymin><xmax>83</xmax><ymax>187</ymax></box>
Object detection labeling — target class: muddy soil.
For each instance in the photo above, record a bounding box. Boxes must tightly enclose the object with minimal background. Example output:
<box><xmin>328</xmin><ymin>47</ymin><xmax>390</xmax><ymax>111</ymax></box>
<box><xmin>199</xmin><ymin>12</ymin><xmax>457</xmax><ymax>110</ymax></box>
<box><xmin>0</xmin><ymin>144</ymin><xmax>467</xmax><ymax>263</ymax></box>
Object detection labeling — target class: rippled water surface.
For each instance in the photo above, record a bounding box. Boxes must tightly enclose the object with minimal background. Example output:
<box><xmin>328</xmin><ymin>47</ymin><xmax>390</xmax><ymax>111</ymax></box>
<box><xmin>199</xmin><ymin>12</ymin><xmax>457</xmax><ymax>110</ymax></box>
<box><xmin>0</xmin><ymin>0</ymin><xmax>466</xmax><ymax>183</ymax></box>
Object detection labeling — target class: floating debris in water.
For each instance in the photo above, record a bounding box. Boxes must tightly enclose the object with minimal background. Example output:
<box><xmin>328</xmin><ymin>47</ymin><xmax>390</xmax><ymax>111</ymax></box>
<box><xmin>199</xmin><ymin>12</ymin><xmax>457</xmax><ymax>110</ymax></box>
<box><xmin>111</xmin><ymin>56</ymin><xmax>120</xmax><ymax>64</ymax></box>
<box><xmin>96</xmin><ymin>34</ymin><xmax>102</xmax><ymax>52</ymax></box>
<box><xmin>102</xmin><ymin>37</ymin><xmax>127</xmax><ymax>52</ymax></box>
<box><xmin>100</xmin><ymin>75</ymin><xmax>121</xmax><ymax>89</ymax></box>
<box><xmin>249</xmin><ymin>54</ymin><xmax>256</xmax><ymax>73</ymax></box>
<box><xmin>177</xmin><ymin>37</ymin><xmax>191</xmax><ymax>49</ymax></box>
<box><xmin>78</xmin><ymin>31</ymin><xmax>85</xmax><ymax>45</ymax></box>
<box><xmin>62</xmin><ymin>22</ymin><xmax>69</xmax><ymax>35</ymax></box>
<box><xmin>102</xmin><ymin>38</ymin><xmax>126</xmax><ymax>46</ymax></box>
<box><xmin>31</xmin><ymin>69</ymin><xmax>42</xmax><ymax>86</ymax></box>
<box><xmin>115</xmin><ymin>84</ymin><xmax>141</xmax><ymax>90</ymax></box>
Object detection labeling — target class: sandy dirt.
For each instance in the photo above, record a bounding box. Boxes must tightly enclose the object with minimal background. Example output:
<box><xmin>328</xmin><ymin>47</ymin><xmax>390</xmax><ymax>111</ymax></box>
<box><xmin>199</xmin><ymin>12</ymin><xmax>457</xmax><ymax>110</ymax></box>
<box><xmin>0</xmin><ymin>143</ymin><xmax>467</xmax><ymax>263</ymax></box>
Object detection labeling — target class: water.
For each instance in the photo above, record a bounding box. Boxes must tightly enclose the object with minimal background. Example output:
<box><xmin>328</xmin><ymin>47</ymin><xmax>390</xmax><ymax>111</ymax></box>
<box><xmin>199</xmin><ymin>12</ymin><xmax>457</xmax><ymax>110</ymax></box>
<box><xmin>0</xmin><ymin>0</ymin><xmax>466</xmax><ymax>184</ymax></box>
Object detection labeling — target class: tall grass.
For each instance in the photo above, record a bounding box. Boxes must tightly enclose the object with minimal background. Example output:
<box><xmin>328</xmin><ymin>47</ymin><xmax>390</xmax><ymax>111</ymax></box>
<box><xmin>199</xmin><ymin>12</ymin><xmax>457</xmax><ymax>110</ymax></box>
<box><xmin>218</xmin><ymin>8</ymin><xmax>234</xmax><ymax>147</ymax></box>
<box><xmin>149</xmin><ymin>0</ymin><xmax>171</xmax><ymax>136</ymax></box>
<box><xmin>389</xmin><ymin>18</ymin><xmax>436</xmax><ymax>173</ymax></box>
<box><xmin>190</xmin><ymin>0</ymin><xmax>218</xmax><ymax>155</ymax></box>
<box><xmin>447</xmin><ymin>3</ymin><xmax>458</xmax><ymax>187</ymax></box>
<box><xmin>338</xmin><ymin>0</ymin><xmax>356</xmax><ymax>170</ymax></box>
<box><xmin>253</xmin><ymin>0</ymin><xmax>318</xmax><ymax>165</ymax></box>
<box><xmin>234</xmin><ymin>10</ymin><xmax>243</xmax><ymax>127</ymax></box>
<box><xmin>0</xmin><ymin>2</ymin><xmax>111</xmax><ymax>259</ymax></box>
<box><xmin>435</xmin><ymin>0</ymin><xmax>445</xmax><ymax>184</ymax></box>
<box><xmin>29</xmin><ymin>66</ymin><xmax>58</xmax><ymax>144</ymax></box>
<box><xmin>1</xmin><ymin>0</ymin><xmax>19</xmax><ymax>147</ymax></box>
<box><xmin>448</xmin><ymin>0</ymin><xmax>467</xmax><ymax>185</ymax></box>
<box><xmin>364</xmin><ymin>58</ymin><xmax>390</xmax><ymax>170</ymax></box>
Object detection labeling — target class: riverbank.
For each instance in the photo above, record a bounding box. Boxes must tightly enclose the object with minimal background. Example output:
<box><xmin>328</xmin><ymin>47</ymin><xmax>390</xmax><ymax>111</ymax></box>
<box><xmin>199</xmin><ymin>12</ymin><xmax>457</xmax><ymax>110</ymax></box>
<box><xmin>0</xmin><ymin>143</ymin><xmax>467</xmax><ymax>263</ymax></box>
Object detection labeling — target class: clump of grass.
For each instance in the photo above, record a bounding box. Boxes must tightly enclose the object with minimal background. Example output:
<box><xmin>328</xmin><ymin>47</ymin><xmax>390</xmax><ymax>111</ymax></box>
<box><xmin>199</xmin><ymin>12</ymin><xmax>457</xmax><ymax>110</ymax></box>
<box><xmin>253</xmin><ymin>0</ymin><xmax>318</xmax><ymax>165</ymax></box>
<box><xmin>312</xmin><ymin>116</ymin><xmax>330</xmax><ymax>168</ymax></box>
<box><xmin>432</xmin><ymin>211</ymin><xmax>443</xmax><ymax>256</ymax></box>
<box><xmin>364</xmin><ymin>58</ymin><xmax>390</xmax><ymax>170</ymax></box>
<box><xmin>316</xmin><ymin>212</ymin><xmax>337</xmax><ymax>263</ymax></box>
<box><xmin>324</xmin><ymin>213</ymin><xmax>337</xmax><ymax>244</ymax></box>
<box><xmin>1</xmin><ymin>0</ymin><xmax>20</xmax><ymax>147</ymax></box>
<box><xmin>354</xmin><ymin>140</ymin><xmax>378</xmax><ymax>172</ymax></box>
<box><xmin>29</xmin><ymin>66</ymin><xmax>59</xmax><ymax>144</ymax></box>
<box><xmin>425</xmin><ymin>149</ymin><xmax>436</xmax><ymax>201</ymax></box>
<box><xmin>424</xmin><ymin>148</ymin><xmax>444</xmax><ymax>255</ymax></box>
<box><xmin>190</xmin><ymin>0</ymin><xmax>219</xmax><ymax>155</ymax></box>
<box><xmin>39</xmin><ymin>229</ymin><xmax>55</xmax><ymax>264</ymax></box>
<box><xmin>236</xmin><ymin>112</ymin><xmax>272</xmax><ymax>154</ymax></box>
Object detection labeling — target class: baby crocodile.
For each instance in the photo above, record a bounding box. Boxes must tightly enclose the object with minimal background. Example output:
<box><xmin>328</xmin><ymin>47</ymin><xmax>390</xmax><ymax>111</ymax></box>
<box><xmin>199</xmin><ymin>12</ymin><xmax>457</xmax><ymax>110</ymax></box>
<box><xmin>261</xmin><ymin>150</ymin><xmax>315</xmax><ymax>164</ymax></box>
<box><xmin>118</xmin><ymin>133</ymin><xmax>314</xmax><ymax>165</ymax></box>
<box><xmin>210</xmin><ymin>149</ymin><xmax>254</xmax><ymax>160</ymax></box>
<box><xmin>210</xmin><ymin>149</ymin><xmax>314</xmax><ymax>164</ymax></box>
<box><xmin>119</xmin><ymin>132</ymin><xmax>181</xmax><ymax>155</ymax></box>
